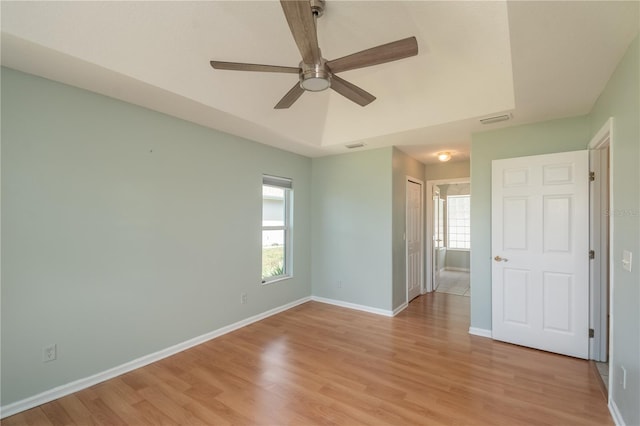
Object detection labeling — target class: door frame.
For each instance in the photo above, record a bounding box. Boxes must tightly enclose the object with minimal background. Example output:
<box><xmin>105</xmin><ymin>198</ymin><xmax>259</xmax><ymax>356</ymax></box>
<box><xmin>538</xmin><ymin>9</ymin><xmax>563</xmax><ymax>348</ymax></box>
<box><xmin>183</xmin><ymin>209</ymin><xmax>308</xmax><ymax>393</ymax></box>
<box><xmin>425</xmin><ymin>177</ymin><xmax>469</xmax><ymax>293</ymax></box>
<box><xmin>588</xmin><ymin>117</ymin><xmax>614</xmax><ymax>367</ymax></box>
<box><xmin>406</xmin><ymin>177</ymin><xmax>424</xmax><ymax>302</ymax></box>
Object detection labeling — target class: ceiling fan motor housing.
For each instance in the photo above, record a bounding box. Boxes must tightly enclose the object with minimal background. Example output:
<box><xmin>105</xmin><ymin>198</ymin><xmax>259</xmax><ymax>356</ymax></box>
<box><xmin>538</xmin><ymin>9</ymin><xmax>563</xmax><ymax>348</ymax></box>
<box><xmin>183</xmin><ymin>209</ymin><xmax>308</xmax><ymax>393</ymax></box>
<box><xmin>299</xmin><ymin>59</ymin><xmax>331</xmax><ymax>91</ymax></box>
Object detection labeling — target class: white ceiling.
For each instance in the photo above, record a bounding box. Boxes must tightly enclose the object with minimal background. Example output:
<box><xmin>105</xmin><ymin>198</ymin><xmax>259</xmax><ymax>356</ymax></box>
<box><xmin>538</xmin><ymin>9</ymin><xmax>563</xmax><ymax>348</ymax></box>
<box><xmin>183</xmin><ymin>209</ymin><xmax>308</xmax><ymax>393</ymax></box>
<box><xmin>1</xmin><ymin>1</ymin><xmax>638</xmax><ymax>164</ymax></box>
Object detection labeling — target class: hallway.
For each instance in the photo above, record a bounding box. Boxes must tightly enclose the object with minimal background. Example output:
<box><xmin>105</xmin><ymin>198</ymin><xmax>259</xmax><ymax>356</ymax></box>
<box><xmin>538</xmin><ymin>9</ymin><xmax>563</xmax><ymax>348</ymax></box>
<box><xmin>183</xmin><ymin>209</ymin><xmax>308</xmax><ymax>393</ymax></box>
<box><xmin>435</xmin><ymin>269</ymin><xmax>470</xmax><ymax>296</ymax></box>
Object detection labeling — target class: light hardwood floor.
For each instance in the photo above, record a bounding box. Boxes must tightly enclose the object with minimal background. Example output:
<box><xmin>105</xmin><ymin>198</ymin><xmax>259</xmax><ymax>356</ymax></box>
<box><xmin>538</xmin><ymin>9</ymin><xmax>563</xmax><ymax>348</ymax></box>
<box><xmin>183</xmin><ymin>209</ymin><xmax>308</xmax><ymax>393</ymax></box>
<box><xmin>4</xmin><ymin>293</ymin><xmax>612</xmax><ymax>425</ymax></box>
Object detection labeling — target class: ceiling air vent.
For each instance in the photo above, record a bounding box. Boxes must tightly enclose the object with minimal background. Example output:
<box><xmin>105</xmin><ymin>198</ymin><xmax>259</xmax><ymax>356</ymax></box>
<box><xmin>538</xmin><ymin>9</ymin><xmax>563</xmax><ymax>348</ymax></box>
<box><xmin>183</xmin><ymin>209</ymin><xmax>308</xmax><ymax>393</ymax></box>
<box><xmin>345</xmin><ymin>143</ymin><xmax>365</xmax><ymax>149</ymax></box>
<box><xmin>480</xmin><ymin>114</ymin><xmax>512</xmax><ymax>125</ymax></box>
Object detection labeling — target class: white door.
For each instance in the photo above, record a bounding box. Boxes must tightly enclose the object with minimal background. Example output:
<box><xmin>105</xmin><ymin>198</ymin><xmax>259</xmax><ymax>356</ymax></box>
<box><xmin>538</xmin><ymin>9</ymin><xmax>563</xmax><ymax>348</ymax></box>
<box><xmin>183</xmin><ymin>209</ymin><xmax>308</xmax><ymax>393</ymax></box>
<box><xmin>492</xmin><ymin>150</ymin><xmax>589</xmax><ymax>359</ymax></box>
<box><xmin>407</xmin><ymin>179</ymin><xmax>423</xmax><ymax>301</ymax></box>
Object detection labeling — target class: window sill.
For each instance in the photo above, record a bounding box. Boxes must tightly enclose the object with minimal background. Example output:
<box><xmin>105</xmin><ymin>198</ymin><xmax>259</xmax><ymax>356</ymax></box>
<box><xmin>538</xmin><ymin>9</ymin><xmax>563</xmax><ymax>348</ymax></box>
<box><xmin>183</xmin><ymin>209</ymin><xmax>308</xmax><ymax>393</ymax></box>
<box><xmin>262</xmin><ymin>275</ymin><xmax>293</xmax><ymax>285</ymax></box>
<box><xmin>446</xmin><ymin>248</ymin><xmax>470</xmax><ymax>252</ymax></box>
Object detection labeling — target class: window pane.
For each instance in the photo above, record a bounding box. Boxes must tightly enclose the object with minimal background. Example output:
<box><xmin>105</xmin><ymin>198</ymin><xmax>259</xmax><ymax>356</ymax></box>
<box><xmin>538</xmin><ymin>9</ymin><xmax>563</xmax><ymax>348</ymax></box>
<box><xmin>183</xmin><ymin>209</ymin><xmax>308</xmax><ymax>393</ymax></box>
<box><xmin>262</xmin><ymin>230</ymin><xmax>285</xmax><ymax>279</ymax></box>
<box><xmin>447</xmin><ymin>195</ymin><xmax>471</xmax><ymax>249</ymax></box>
<box><xmin>262</xmin><ymin>186</ymin><xmax>285</xmax><ymax>227</ymax></box>
<box><xmin>263</xmin><ymin>229</ymin><xmax>284</xmax><ymax>247</ymax></box>
<box><xmin>262</xmin><ymin>177</ymin><xmax>292</xmax><ymax>283</ymax></box>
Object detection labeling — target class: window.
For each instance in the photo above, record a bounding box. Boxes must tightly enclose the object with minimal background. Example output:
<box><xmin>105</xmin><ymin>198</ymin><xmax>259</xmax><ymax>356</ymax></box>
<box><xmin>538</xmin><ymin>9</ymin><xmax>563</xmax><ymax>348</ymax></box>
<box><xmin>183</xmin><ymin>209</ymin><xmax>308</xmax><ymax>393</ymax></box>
<box><xmin>447</xmin><ymin>195</ymin><xmax>470</xmax><ymax>249</ymax></box>
<box><xmin>262</xmin><ymin>175</ymin><xmax>292</xmax><ymax>283</ymax></box>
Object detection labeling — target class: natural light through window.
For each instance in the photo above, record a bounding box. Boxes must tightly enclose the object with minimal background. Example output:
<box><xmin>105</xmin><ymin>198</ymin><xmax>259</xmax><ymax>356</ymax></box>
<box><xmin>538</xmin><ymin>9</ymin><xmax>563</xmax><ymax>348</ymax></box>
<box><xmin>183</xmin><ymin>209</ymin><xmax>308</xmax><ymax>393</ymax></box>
<box><xmin>262</xmin><ymin>175</ymin><xmax>292</xmax><ymax>283</ymax></box>
<box><xmin>447</xmin><ymin>195</ymin><xmax>470</xmax><ymax>249</ymax></box>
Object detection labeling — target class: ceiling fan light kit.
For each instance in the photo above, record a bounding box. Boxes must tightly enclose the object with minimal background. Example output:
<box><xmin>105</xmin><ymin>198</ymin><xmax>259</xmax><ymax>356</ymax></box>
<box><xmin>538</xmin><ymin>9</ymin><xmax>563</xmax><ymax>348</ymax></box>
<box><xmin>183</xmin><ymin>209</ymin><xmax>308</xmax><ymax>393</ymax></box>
<box><xmin>300</xmin><ymin>59</ymin><xmax>331</xmax><ymax>91</ymax></box>
<box><xmin>210</xmin><ymin>0</ymin><xmax>418</xmax><ymax>109</ymax></box>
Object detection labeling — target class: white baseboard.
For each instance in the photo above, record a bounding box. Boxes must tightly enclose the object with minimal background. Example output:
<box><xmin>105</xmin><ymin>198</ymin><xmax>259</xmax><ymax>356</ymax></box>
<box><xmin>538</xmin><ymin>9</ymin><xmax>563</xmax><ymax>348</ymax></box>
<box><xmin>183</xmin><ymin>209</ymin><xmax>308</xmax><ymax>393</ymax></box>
<box><xmin>445</xmin><ymin>267</ymin><xmax>470</xmax><ymax>272</ymax></box>
<box><xmin>609</xmin><ymin>399</ymin><xmax>626</xmax><ymax>426</ymax></box>
<box><xmin>0</xmin><ymin>296</ymin><xmax>311</xmax><ymax>419</ymax></box>
<box><xmin>310</xmin><ymin>296</ymin><xmax>394</xmax><ymax>317</ymax></box>
<box><xmin>392</xmin><ymin>302</ymin><xmax>408</xmax><ymax>316</ymax></box>
<box><xmin>468</xmin><ymin>327</ymin><xmax>492</xmax><ymax>338</ymax></box>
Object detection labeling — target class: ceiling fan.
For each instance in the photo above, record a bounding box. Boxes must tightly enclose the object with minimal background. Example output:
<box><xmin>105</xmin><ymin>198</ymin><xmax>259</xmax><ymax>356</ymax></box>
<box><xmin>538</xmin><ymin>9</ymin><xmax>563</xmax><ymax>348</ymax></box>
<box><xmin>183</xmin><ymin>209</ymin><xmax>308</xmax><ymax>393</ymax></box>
<box><xmin>210</xmin><ymin>0</ymin><xmax>418</xmax><ymax>109</ymax></box>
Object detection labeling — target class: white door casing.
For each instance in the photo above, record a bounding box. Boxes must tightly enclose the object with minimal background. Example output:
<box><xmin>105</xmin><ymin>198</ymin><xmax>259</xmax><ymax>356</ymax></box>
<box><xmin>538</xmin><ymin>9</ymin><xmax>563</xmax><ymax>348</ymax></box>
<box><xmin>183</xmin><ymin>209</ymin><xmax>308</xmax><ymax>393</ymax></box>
<box><xmin>588</xmin><ymin>117</ymin><xmax>613</xmax><ymax>363</ymax></box>
<box><xmin>425</xmin><ymin>178</ymin><xmax>468</xmax><ymax>293</ymax></box>
<box><xmin>407</xmin><ymin>179</ymin><xmax>423</xmax><ymax>302</ymax></box>
<box><xmin>492</xmin><ymin>150</ymin><xmax>589</xmax><ymax>359</ymax></box>
<box><xmin>433</xmin><ymin>189</ymin><xmax>444</xmax><ymax>290</ymax></box>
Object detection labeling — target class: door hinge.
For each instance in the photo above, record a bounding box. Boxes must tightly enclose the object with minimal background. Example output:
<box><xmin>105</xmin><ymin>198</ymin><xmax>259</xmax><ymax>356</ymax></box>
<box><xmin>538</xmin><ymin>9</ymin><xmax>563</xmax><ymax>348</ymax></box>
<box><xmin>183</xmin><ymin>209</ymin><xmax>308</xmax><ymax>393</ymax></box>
<box><xmin>589</xmin><ymin>171</ymin><xmax>595</xmax><ymax>181</ymax></box>
<box><xmin>589</xmin><ymin>328</ymin><xmax>595</xmax><ymax>338</ymax></box>
<box><xmin>589</xmin><ymin>250</ymin><xmax>595</xmax><ymax>260</ymax></box>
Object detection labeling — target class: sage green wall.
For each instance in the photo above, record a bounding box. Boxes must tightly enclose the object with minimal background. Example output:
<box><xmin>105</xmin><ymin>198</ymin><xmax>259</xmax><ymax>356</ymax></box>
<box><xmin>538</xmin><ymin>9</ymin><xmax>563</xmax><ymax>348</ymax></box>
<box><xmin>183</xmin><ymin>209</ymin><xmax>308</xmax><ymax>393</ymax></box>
<box><xmin>445</xmin><ymin>250</ymin><xmax>470</xmax><ymax>270</ymax></box>
<box><xmin>425</xmin><ymin>161</ymin><xmax>470</xmax><ymax>182</ymax></box>
<box><xmin>436</xmin><ymin>248</ymin><xmax>446</xmax><ymax>272</ymax></box>
<box><xmin>589</xmin><ymin>35</ymin><xmax>639</xmax><ymax>426</ymax></box>
<box><xmin>469</xmin><ymin>115</ymin><xmax>590</xmax><ymax>331</ymax></box>
<box><xmin>311</xmin><ymin>148</ymin><xmax>393</xmax><ymax>310</ymax></box>
<box><xmin>392</xmin><ymin>148</ymin><xmax>425</xmax><ymax>309</ymax></box>
<box><xmin>1</xmin><ymin>68</ymin><xmax>312</xmax><ymax>406</ymax></box>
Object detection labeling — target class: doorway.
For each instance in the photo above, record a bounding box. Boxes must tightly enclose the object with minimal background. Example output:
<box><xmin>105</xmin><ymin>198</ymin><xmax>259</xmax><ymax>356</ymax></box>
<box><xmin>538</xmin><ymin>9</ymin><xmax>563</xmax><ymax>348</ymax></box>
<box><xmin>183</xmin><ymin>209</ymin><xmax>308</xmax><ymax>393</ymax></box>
<box><xmin>426</xmin><ymin>178</ymin><xmax>470</xmax><ymax>294</ymax></box>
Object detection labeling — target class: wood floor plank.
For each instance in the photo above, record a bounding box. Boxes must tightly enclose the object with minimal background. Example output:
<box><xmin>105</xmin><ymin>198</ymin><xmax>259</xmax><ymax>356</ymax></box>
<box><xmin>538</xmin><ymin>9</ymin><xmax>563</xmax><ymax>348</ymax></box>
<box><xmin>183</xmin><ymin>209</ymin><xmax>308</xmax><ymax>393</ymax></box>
<box><xmin>2</xmin><ymin>407</ymin><xmax>53</xmax><ymax>426</ymax></box>
<box><xmin>3</xmin><ymin>293</ymin><xmax>612</xmax><ymax>425</ymax></box>
<box><xmin>38</xmin><ymin>401</ymin><xmax>74</xmax><ymax>426</ymax></box>
<box><xmin>54</xmin><ymin>395</ymin><xmax>98</xmax><ymax>426</ymax></box>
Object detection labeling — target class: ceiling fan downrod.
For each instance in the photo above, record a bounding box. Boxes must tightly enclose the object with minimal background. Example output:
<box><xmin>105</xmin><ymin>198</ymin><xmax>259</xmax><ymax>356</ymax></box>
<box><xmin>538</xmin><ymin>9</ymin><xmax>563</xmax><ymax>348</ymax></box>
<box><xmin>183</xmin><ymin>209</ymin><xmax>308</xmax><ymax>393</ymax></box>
<box><xmin>299</xmin><ymin>0</ymin><xmax>329</xmax><ymax>91</ymax></box>
<box><xmin>310</xmin><ymin>0</ymin><xmax>325</xmax><ymax>17</ymax></box>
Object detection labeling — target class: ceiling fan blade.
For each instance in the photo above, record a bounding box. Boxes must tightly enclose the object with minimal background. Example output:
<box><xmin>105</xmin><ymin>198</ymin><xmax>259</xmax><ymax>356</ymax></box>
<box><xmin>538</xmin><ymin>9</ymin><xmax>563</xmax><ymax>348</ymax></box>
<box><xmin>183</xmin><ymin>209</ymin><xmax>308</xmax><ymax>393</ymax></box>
<box><xmin>280</xmin><ymin>0</ymin><xmax>321</xmax><ymax>64</ymax></box>
<box><xmin>275</xmin><ymin>83</ymin><xmax>305</xmax><ymax>109</ymax></box>
<box><xmin>210</xmin><ymin>61</ymin><xmax>300</xmax><ymax>74</ymax></box>
<box><xmin>330</xmin><ymin>75</ymin><xmax>376</xmax><ymax>107</ymax></box>
<box><xmin>327</xmin><ymin>36</ymin><xmax>418</xmax><ymax>74</ymax></box>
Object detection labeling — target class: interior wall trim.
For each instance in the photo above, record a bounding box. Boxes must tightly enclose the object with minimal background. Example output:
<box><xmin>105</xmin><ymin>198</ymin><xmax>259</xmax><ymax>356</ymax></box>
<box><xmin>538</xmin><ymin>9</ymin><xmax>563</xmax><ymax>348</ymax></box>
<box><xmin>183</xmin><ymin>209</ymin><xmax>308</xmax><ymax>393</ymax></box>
<box><xmin>0</xmin><ymin>296</ymin><xmax>312</xmax><ymax>419</ymax></box>
<box><xmin>310</xmin><ymin>296</ymin><xmax>395</xmax><ymax>317</ymax></box>
<box><xmin>392</xmin><ymin>302</ymin><xmax>409</xmax><ymax>316</ymax></box>
<box><xmin>609</xmin><ymin>399</ymin><xmax>626</xmax><ymax>426</ymax></box>
<box><xmin>468</xmin><ymin>327</ymin><xmax>492</xmax><ymax>338</ymax></box>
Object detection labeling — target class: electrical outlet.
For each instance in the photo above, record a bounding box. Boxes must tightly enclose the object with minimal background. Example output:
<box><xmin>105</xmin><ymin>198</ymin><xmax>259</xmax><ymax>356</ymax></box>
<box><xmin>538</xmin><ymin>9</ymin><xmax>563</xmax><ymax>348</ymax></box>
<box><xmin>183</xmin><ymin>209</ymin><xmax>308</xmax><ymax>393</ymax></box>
<box><xmin>240</xmin><ymin>293</ymin><xmax>248</xmax><ymax>304</ymax></box>
<box><xmin>621</xmin><ymin>366</ymin><xmax>627</xmax><ymax>389</ymax></box>
<box><xmin>43</xmin><ymin>344</ymin><xmax>57</xmax><ymax>362</ymax></box>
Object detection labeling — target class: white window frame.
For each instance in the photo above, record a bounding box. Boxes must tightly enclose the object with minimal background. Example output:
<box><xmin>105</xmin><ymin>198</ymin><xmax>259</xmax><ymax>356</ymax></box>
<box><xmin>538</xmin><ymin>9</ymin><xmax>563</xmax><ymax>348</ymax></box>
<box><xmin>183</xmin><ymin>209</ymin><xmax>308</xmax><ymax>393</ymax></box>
<box><xmin>446</xmin><ymin>194</ymin><xmax>470</xmax><ymax>250</ymax></box>
<box><xmin>262</xmin><ymin>175</ymin><xmax>293</xmax><ymax>284</ymax></box>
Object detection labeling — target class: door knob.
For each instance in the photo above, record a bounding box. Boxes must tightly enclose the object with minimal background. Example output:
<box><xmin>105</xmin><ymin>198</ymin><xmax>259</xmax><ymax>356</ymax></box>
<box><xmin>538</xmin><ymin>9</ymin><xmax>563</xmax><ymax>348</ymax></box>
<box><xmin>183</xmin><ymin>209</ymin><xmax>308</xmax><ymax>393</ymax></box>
<box><xmin>494</xmin><ymin>256</ymin><xmax>508</xmax><ymax>262</ymax></box>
